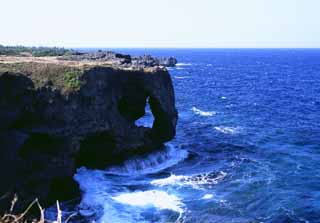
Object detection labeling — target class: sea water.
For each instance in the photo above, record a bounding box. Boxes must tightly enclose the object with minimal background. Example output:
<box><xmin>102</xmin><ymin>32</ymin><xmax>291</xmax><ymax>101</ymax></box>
<box><xmin>71</xmin><ymin>49</ymin><xmax>320</xmax><ymax>222</ymax></box>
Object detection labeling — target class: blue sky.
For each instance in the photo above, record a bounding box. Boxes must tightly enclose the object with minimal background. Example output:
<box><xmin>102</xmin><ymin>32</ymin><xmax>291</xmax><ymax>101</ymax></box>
<box><xmin>1</xmin><ymin>0</ymin><xmax>320</xmax><ymax>48</ymax></box>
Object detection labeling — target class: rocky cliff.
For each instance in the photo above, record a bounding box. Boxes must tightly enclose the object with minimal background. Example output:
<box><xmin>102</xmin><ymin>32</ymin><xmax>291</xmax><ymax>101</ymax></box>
<box><xmin>59</xmin><ymin>50</ymin><xmax>178</xmax><ymax>67</ymax></box>
<box><xmin>0</xmin><ymin>59</ymin><xmax>177</xmax><ymax>210</ymax></box>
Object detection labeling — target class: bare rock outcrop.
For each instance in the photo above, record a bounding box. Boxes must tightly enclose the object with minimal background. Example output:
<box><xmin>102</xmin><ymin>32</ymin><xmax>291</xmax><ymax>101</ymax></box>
<box><xmin>0</xmin><ymin>62</ymin><xmax>177</xmax><ymax>210</ymax></box>
<box><xmin>60</xmin><ymin>51</ymin><xmax>178</xmax><ymax>67</ymax></box>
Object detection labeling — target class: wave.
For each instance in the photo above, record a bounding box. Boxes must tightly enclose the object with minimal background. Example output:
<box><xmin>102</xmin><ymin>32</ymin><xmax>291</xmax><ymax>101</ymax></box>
<box><xmin>191</xmin><ymin>106</ymin><xmax>217</xmax><ymax>117</ymax></box>
<box><xmin>151</xmin><ymin>171</ymin><xmax>227</xmax><ymax>190</ymax></box>
<box><xmin>105</xmin><ymin>144</ymin><xmax>189</xmax><ymax>176</ymax></box>
<box><xmin>74</xmin><ymin>168</ymin><xmax>134</xmax><ymax>223</ymax></box>
<box><xmin>112</xmin><ymin>190</ymin><xmax>185</xmax><ymax>214</ymax></box>
<box><xmin>176</xmin><ymin>63</ymin><xmax>192</xmax><ymax>66</ymax></box>
<box><xmin>201</xmin><ymin>194</ymin><xmax>214</xmax><ymax>200</ymax></box>
<box><xmin>74</xmin><ymin>167</ymin><xmax>187</xmax><ymax>223</ymax></box>
<box><xmin>214</xmin><ymin>126</ymin><xmax>242</xmax><ymax>134</ymax></box>
<box><xmin>174</xmin><ymin>76</ymin><xmax>190</xmax><ymax>79</ymax></box>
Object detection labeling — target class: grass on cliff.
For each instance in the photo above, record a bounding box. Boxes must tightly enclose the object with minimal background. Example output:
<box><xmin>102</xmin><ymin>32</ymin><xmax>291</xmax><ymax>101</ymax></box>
<box><xmin>0</xmin><ymin>63</ymin><xmax>85</xmax><ymax>93</ymax></box>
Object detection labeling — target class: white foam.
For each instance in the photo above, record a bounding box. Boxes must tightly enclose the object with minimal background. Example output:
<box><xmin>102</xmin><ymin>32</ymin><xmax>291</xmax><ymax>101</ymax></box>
<box><xmin>112</xmin><ymin>190</ymin><xmax>184</xmax><ymax>213</ymax></box>
<box><xmin>176</xmin><ymin>63</ymin><xmax>192</xmax><ymax>66</ymax></box>
<box><xmin>191</xmin><ymin>107</ymin><xmax>217</xmax><ymax>117</ymax></box>
<box><xmin>74</xmin><ymin>168</ymin><xmax>136</xmax><ymax>223</ymax></box>
<box><xmin>174</xmin><ymin>76</ymin><xmax>190</xmax><ymax>79</ymax></box>
<box><xmin>75</xmin><ymin>168</ymin><xmax>169</xmax><ymax>223</ymax></box>
<box><xmin>221</xmin><ymin>96</ymin><xmax>227</xmax><ymax>100</ymax></box>
<box><xmin>151</xmin><ymin>174</ymin><xmax>187</xmax><ymax>186</ymax></box>
<box><xmin>214</xmin><ymin>126</ymin><xmax>241</xmax><ymax>134</ymax></box>
<box><xmin>105</xmin><ymin>144</ymin><xmax>189</xmax><ymax>176</ymax></box>
<box><xmin>151</xmin><ymin>171</ymin><xmax>227</xmax><ymax>190</ymax></box>
<box><xmin>201</xmin><ymin>194</ymin><xmax>214</xmax><ymax>200</ymax></box>
<box><xmin>74</xmin><ymin>145</ymin><xmax>189</xmax><ymax>223</ymax></box>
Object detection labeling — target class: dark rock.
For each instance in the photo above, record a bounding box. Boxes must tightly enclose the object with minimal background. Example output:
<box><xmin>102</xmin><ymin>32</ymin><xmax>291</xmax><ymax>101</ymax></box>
<box><xmin>0</xmin><ymin>64</ymin><xmax>177</xmax><ymax>210</ymax></box>
<box><xmin>115</xmin><ymin>53</ymin><xmax>132</xmax><ymax>64</ymax></box>
<box><xmin>60</xmin><ymin>51</ymin><xmax>177</xmax><ymax>67</ymax></box>
<box><xmin>158</xmin><ymin>57</ymin><xmax>178</xmax><ymax>67</ymax></box>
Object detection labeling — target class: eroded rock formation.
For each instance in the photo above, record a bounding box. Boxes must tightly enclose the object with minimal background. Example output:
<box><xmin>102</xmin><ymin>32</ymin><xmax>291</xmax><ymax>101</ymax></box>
<box><xmin>60</xmin><ymin>51</ymin><xmax>178</xmax><ymax>67</ymax></box>
<box><xmin>0</xmin><ymin>62</ymin><xmax>177</xmax><ymax>210</ymax></box>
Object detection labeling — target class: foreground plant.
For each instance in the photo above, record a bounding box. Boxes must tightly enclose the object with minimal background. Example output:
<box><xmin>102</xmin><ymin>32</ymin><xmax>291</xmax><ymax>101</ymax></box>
<box><xmin>0</xmin><ymin>195</ymin><xmax>75</xmax><ymax>223</ymax></box>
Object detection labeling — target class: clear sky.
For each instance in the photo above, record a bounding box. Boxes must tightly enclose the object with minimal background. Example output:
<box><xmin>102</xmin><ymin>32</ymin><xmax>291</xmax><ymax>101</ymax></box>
<box><xmin>1</xmin><ymin>0</ymin><xmax>320</xmax><ymax>48</ymax></box>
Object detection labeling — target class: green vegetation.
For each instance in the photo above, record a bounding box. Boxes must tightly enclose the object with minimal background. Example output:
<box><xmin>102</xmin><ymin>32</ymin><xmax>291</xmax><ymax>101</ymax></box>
<box><xmin>63</xmin><ymin>70</ymin><xmax>83</xmax><ymax>90</ymax></box>
<box><xmin>0</xmin><ymin>45</ymin><xmax>74</xmax><ymax>57</ymax></box>
<box><xmin>0</xmin><ymin>62</ymin><xmax>85</xmax><ymax>93</ymax></box>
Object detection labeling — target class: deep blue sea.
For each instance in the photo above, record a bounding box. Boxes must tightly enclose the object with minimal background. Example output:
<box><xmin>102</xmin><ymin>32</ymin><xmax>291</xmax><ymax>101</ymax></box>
<box><xmin>70</xmin><ymin>49</ymin><xmax>320</xmax><ymax>223</ymax></box>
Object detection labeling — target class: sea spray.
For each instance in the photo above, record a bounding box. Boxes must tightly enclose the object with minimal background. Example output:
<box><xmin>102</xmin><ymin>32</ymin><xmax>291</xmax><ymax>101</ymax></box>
<box><xmin>105</xmin><ymin>144</ymin><xmax>189</xmax><ymax>176</ymax></box>
<box><xmin>151</xmin><ymin>171</ymin><xmax>227</xmax><ymax>189</ymax></box>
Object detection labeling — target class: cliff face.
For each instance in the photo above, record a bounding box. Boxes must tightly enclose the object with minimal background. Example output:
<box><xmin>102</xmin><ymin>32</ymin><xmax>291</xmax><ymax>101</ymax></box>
<box><xmin>0</xmin><ymin>62</ymin><xmax>177</xmax><ymax>208</ymax></box>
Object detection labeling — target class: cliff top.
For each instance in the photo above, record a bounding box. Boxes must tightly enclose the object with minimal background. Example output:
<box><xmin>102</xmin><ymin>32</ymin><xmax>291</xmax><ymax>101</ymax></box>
<box><xmin>0</xmin><ymin>55</ymin><xmax>166</xmax><ymax>71</ymax></box>
<box><xmin>0</xmin><ymin>45</ymin><xmax>177</xmax><ymax>69</ymax></box>
<box><xmin>0</xmin><ymin>46</ymin><xmax>177</xmax><ymax>94</ymax></box>
<box><xmin>0</xmin><ymin>55</ymin><xmax>111</xmax><ymax>66</ymax></box>
<box><xmin>0</xmin><ymin>57</ymin><xmax>166</xmax><ymax>94</ymax></box>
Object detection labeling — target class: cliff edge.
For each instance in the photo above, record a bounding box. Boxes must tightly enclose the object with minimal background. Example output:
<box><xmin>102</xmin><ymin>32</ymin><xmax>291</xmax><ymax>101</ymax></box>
<box><xmin>0</xmin><ymin>57</ymin><xmax>177</xmax><ymax>209</ymax></box>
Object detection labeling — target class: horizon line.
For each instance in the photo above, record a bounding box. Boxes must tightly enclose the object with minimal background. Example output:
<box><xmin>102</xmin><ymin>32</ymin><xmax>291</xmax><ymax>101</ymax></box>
<box><xmin>2</xmin><ymin>44</ymin><xmax>320</xmax><ymax>50</ymax></box>
<box><xmin>73</xmin><ymin>46</ymin><xmax>320</xmax><ymax>49</ymax></box>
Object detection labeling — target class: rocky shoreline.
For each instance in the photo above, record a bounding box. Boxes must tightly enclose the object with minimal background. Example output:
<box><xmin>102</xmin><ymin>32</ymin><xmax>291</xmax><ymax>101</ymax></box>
<box><xmin>0</xmin><ymin>52</ymin><xmax>178</xmax><ymax>212</ymax></box>
<box><xmin>59</xmin><ymin>50</ymin><xmax>178</xmax><ymax>68</ymax></box>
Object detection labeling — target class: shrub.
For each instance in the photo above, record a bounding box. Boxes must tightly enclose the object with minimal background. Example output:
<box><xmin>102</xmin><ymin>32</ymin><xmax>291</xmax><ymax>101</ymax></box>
<box><xmin>63</xmin><ymin>70</ymin><xmax>82</xmax><ymax>90</ymax></box>
<box><xmin>0</xmin><ymin>45</ymin><xmax>74</xmax><ymax>57</ymax></box>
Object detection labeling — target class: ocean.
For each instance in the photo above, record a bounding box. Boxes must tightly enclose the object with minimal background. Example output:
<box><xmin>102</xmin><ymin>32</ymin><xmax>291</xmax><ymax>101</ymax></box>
<box><xmin>63</xmin><ymin>49</ymin><xmax>320</xmax><ymax>222</ymax></box>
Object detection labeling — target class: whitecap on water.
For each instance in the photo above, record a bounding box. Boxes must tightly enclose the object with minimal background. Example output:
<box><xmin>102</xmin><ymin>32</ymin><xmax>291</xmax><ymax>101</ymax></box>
<box><xmin>214</xmin><ymin>126</ymin><xmax>242</xmax><ymax>134</ymax></box>
<box><xmin>191</xmin><ymin>106</ymin><xmax>217</xmax><ymax>117</ymax></box>
<box><xmin>105</xmin><ymin>144</ymin><xmax>189</xmax><ymax>176</ymax></box>
<box><xmin>201</xmin><ymin>194</ymin><xmax>214</xmax><ymax>200</ymax></box>
<box><xmin>176</xmin><ymin>63</ymin><xmax>192</xmax><ymax>66</ymax></box>
<box><xmin>174</xmin><ymin>76</ymin><xmax>190</xmax><ymax>79</ymax></box>
<box><xmin>112</xmin><ymin>190</ymin><xmax>184</xmax><ymax>214</ymax></box>
<box><xmin>151</xmin><ymin>171</ymin><xmax>227</xmax><ymax>190</ymax></box>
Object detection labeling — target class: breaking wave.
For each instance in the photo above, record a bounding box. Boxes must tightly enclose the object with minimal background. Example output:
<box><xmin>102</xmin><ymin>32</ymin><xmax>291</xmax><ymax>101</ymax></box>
<box><xmin>151</xmin><ymin>171</ymin><xmax>227</xmax><ymax>190</ymax></box>
<box><xmin>75</xmin><ymin>168</ymin><xmax>185</xmax><ymax>223</ymax></box>
<box><xmin>105</xmin><ymin>144</ymin><xmax>189</xmax><ymax>176</ymax></box>
<box><xmin>112</xmin><ymin>190</ymin><xmax>185</xmax><ymax>216</ymax></box>
<box><xmin>176</xmin><ymin>63</ymin><xmax>192</xmax><ymax>66</ymax></box>
<box><xmin>74</xmin><ymin>144</ymin><xmax>189</xmax><ymax>223</ymax></box>
<box><xmin>214</xmin><ymin>126</ymin><xmax>242</xmax><ymax>134</ymax></box>
<box><xmin>191</xmin><ymin>106</ymin><xmax>217</xmax><ymax>117</ymax></box>
<box><xmin>201</xmin><ymin>194</ymin><xmax>214</xmax><ymax>200</ymax></box>
<box><xmin>174</xmin><ymin>76</ymin><xmax>190</xmax><ymax>79</ymax></box>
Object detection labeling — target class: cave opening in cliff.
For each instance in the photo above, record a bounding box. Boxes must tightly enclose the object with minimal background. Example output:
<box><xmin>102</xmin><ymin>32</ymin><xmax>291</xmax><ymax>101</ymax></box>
<box><xmin>135</xmin><ymin>97</ymin><xmax>154</xmax><ymax>128</ymax></box>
